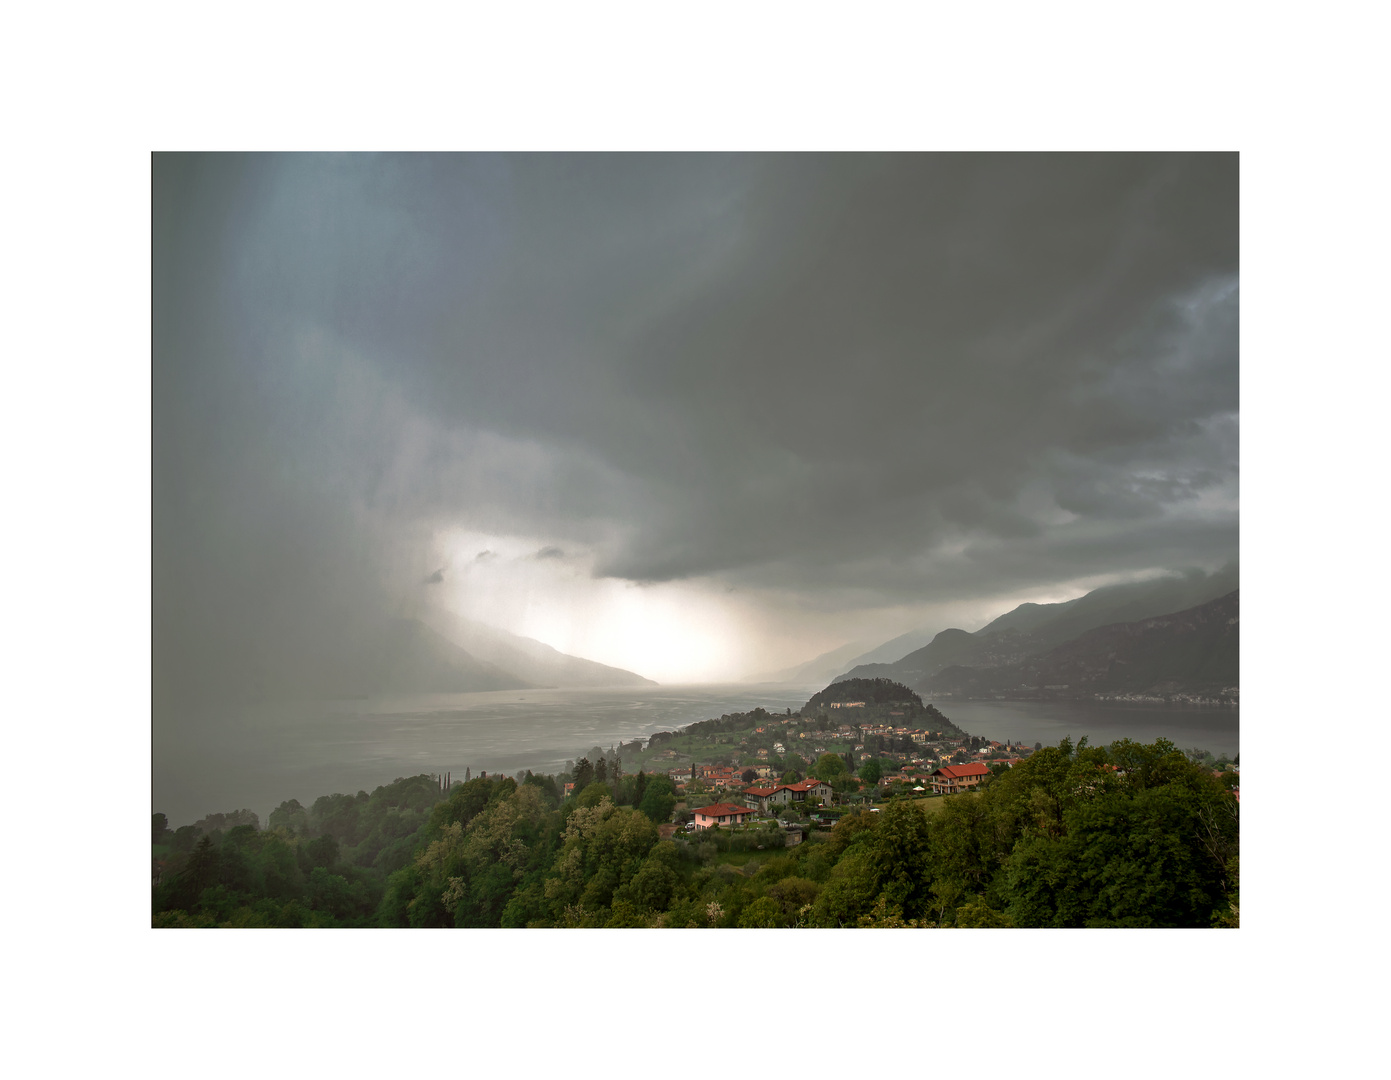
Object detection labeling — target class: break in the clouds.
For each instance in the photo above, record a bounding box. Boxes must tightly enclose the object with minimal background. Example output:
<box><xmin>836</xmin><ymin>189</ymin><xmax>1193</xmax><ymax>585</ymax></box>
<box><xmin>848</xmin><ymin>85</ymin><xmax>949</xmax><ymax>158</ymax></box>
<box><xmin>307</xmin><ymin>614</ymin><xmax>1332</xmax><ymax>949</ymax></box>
<box><xmin>153</xmin><ymin>153</ymin><xmax>1237</xmax><ymax>691</ymax></box>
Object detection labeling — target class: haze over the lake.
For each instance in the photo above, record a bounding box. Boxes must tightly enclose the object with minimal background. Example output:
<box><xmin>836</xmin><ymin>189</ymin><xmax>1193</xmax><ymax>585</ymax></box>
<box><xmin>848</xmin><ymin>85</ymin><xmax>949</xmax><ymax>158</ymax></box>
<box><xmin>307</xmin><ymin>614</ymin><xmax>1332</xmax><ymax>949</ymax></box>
<box><xmin>154</xmin><ymin>154</ymin><xmax>1237</xmax><ymax>701</ymax></box>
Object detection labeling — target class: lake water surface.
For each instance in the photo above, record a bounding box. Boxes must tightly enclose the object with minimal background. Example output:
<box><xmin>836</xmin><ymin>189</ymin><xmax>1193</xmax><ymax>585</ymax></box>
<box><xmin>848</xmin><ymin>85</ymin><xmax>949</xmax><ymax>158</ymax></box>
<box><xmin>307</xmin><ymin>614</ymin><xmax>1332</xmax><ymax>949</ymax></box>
<box><xmin>938</xmin><ymin>699</ymin><xmax>1238</xmax><ymax>758</ymax></box>
<box><xmin>154</xmin><ymin>684</ymin><xmax>1238</xmax><ymax>827</ymax></box>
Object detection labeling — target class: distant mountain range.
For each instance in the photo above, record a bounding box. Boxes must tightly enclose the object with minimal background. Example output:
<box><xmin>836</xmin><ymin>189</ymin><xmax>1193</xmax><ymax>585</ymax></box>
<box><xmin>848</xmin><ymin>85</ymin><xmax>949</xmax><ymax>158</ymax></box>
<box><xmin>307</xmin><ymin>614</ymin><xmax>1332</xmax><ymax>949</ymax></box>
<box><xmin>815</xmin><ymin>565</ymin><xmax>1238</xmax><ymax>704</ymax></box>
<box><xmin>304</xmin><ymin>612</ymin><xmax>657</xmax><ymax>698</ymax></box>
<box><xmin>747</xmin><ymin>640</ymin><xmax>871</xmax><ymax>685</ymax></box>
<box><xmin>839</xmin><ymin>625</ymin><xmax>948</xmax><ymax>670</ymax></box>
<box><xmin>923</xmin><ymin>591</ymin><xmax>1238</xmax><ymax>703</ymax></box>
<box><xmin>417</xmin><ymin>609</ymin><xmax>657</xmax><ymax>690</ymax></box>
<box><xmin>355</xmin><ymin>619</ymin><xmax>535</xmax><ymax>694</ymax></box>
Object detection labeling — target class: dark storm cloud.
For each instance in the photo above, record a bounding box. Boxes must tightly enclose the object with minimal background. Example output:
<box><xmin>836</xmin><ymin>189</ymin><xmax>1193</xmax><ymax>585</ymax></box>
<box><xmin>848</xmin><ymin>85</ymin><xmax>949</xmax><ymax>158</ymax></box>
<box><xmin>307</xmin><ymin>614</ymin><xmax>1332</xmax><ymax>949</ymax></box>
<box><xmin>153</xmin><ymin>153</ymin><xmax>1237</xmax><ymax>697</ymax></box>
<box><xmin>424</xmin><ymin>568</ymin><xmax>445</xmax><ymax>584</ymax></box>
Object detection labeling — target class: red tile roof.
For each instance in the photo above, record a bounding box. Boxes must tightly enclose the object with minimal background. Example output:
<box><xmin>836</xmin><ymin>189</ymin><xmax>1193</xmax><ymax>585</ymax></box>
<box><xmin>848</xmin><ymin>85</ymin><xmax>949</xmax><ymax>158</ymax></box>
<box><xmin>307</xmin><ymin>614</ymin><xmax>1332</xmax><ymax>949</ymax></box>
<box><xmin>694</xmin><ymin>802</ymin><xmax>754</xmax><ymax>818</ymax></box>
<box><xmin>743</xmin><ymin>786</ymin><xmax>784</xmax><ymax>797</ymax></box>
<box><xmin>932</xmin><ymin>762</ymin><xmax>991</xmax><ymax>779</ymax></box>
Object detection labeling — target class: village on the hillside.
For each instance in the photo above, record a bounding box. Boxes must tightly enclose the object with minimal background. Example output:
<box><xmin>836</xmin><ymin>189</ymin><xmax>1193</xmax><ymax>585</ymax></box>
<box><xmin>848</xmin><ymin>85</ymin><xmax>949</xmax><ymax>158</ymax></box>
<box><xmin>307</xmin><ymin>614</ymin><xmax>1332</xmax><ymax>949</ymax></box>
<box><xmin>557</xmin><ymin>696</ymin><xmax>1238</xmax><ymax>845</ymax></box>
<box><xmin>560</xmin><ymin>704</ymin><xmax>1040</xmax><ymax>837</ymax></box>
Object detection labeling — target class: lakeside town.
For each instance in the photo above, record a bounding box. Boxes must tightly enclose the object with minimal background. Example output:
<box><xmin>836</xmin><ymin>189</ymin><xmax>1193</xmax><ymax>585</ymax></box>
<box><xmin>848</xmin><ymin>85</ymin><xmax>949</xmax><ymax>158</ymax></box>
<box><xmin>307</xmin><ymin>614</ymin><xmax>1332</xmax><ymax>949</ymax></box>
<box><xmin>548</xmin><ymin>681</ymin><xmax>1238</xmax><ymax>839</ymax></box>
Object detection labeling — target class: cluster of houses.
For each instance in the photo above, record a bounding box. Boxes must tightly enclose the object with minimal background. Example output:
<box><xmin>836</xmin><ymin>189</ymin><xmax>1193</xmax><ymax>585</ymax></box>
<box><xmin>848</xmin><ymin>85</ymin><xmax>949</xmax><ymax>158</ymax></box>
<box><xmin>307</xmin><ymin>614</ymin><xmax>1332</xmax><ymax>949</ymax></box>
<box><xmin>686</xmin><ymin>763</ymin><xmax>1001</xmax><ymax>830</ymax></box>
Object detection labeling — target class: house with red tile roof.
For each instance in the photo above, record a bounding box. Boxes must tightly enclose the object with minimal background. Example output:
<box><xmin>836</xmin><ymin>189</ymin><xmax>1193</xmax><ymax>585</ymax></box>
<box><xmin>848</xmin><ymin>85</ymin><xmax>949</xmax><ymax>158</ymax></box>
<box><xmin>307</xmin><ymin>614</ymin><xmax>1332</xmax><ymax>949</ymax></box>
<box><xmin>929</xmin><ymin>762</ymin><xmax>991</xmax><ymax>794</ymax></box>
<box><xmin>692</xmin><ymin>802</ymin><xmax>756</xmax><ymax>830</ymax></box>
<box><xmin>785</xmin><ymin>778</ymin><xmax>834</xmax><ymax>802</ymax></box>
<box><xmin>743</xmin><ymin>785</ymin><xmax>795</xmax><ymax>812</ymax></box>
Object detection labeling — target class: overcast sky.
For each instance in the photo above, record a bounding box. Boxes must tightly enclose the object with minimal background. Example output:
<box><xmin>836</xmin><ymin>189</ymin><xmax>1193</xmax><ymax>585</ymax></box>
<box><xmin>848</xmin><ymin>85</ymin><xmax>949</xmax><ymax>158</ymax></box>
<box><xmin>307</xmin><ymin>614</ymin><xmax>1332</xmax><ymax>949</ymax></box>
<box><xmin>153</xmin><ymin>153</ymin><xmax>1237</xmax><ymax>688</ymax></box>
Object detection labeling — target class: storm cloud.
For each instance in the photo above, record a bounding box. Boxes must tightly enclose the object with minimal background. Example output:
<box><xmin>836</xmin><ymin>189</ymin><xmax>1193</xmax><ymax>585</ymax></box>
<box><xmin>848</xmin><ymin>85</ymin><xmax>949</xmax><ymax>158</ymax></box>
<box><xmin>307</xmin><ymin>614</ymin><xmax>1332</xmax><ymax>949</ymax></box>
<box><xmin>153</xmin><ymin>153</ymin><xmax>1237</xmax><ymax>692</ymax></box>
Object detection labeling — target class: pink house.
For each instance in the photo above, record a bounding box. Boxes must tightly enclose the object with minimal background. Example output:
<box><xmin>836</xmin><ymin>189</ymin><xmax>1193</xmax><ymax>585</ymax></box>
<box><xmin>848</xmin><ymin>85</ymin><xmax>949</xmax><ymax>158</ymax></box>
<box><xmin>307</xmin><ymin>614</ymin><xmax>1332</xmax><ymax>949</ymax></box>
<box><xmin>692</xmin><ymin>802</ymin><xmax>756</xmax><ymax>830</ymax></box>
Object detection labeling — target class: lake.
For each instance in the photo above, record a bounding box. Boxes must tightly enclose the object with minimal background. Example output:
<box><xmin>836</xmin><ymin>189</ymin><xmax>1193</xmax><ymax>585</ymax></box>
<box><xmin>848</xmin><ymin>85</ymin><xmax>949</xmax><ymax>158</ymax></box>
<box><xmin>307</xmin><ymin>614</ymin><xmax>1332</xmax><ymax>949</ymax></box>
<box><xmin>153</xmin><ymin>684</ymin><xmax>1238</xmax><ymax>827</ymax></box>
<box><xmin>936</xmin><ymin>699</ymin><xmax>1238</xmax><ymax>758</ymax></box>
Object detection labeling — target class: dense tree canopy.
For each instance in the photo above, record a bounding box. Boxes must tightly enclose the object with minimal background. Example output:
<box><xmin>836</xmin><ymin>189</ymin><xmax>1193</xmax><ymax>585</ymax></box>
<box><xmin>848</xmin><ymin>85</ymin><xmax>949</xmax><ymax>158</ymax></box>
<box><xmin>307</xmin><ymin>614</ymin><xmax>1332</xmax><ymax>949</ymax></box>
<box><xmin>154</xmin><ymin>737</ymin><xmax>1236</xmax><ymax>929</ymax></box>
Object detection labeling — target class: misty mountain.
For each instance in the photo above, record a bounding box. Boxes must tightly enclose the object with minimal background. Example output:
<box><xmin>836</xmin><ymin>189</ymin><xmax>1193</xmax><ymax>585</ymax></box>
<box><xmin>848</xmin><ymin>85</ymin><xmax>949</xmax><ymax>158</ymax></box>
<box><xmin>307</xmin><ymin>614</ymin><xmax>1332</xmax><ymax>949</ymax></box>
<box><xmin>748</xmin><ymin>640</ymin><xmax>870</xmax><ymax>685</ymax></box>
<box><xmin>351</xmin><ymin>619</ymin><xmax>536</xmax><ymax>694</ymax></box>
<box><xmin>924</xmin><ymin>591</ymin><xmax>1239</xmax><ymax>701</ymax></box>
<box><xmin>837</xmin><ymin>627</ymin><xmax>1030</xmax><ymax>688</ymax></box>
<box><xmin>974</xmin><ymin>564</ymin><xmax>1239</xmax><ymax>651</ymax></box>
<box><xmin>833</xmin><ymin>625</ymin><xmax>946</xmax><ymax>675</ymax></box>
<box><xmin>418</xmin><ymin>609</ymin><xmax>657</xmax><ymax>688</ymax></box>
<box><xmin>837</xmin><ymin>565</ymin><xmax>1238</xmax><ymax>687</ymax></box>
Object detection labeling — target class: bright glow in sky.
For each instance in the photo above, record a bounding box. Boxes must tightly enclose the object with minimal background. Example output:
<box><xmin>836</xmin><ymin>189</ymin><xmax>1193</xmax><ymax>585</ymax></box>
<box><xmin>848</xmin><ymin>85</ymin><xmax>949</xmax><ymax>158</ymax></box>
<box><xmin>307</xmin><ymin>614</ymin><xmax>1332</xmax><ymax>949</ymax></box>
<box><xmin>422</xmin><ymin>528</ymin><xmax>1167</xmax><ymax>683</ymax></box>
<box><xmin>429</xmin><ymin>529</ymin><xmax>750</xmax><ymax>683</ymax></box>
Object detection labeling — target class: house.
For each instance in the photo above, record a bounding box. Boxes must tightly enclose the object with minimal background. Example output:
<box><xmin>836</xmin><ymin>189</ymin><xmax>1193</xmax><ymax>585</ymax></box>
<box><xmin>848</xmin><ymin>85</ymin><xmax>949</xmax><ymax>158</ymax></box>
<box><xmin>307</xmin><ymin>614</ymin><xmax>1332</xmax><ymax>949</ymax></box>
<box><xmin>743</xmin><ymin>785</ymin><xmax>795</xmax><ymax>812</ymax></box>
<box><xmin>692</xmin><ymin>802</ymin><xmax>756</xmax><ymax>830</ymax></box>
<box><xmin>929</xmin><ymin>762</ymin><xmax>991</xmax><ymax>794</ymax></box>
<box><xmin>785</xmin><ymin>778</ymin><xmax>834</xmax><ymax>803</ymax></box>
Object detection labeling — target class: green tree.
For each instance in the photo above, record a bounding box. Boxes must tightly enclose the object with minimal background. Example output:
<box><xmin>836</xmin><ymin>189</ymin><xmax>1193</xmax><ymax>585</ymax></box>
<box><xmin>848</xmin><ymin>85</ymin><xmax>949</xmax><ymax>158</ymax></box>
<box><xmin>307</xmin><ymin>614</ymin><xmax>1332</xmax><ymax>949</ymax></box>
<box><xmin>857</xmin><ymin>758</ymin><xmax>882</xmax><ymax>785</ymax></box>
<box><xmin>258</xmin><ymin>834</ymin><xmax>304</xmax><ymax>901</ymax></box>
<box><xmin>815</xmin><ymin>753</ymin><xmax>848</xmax><ymax>781</ymax></box>
<box><xmin>577</xmin><ymin>781</ymin><xmax>613</xmax><ymax>808</ymax></box>
<box><xmin>739</xmin><ymin>897</ymin><xmax>786</xmax><ymax>927</ymax></box>
<box><xmin>637</xmin><ymin>775</ymin><xmax>677</xmax><ymax>823</ymax></box>
<box><xmin>162</xmin><ymin>834</ymin><xmax>221</xmax><ymax>913</ymax></box>
<box><xmin>865</xmin><ymin>800</ymin><xmax>934</xmax><ymax>919</ymax></box>
<box><xmin>268</xmin><ymin>799</ymin><xmax>309</xmax><ymax>835</ymax></box>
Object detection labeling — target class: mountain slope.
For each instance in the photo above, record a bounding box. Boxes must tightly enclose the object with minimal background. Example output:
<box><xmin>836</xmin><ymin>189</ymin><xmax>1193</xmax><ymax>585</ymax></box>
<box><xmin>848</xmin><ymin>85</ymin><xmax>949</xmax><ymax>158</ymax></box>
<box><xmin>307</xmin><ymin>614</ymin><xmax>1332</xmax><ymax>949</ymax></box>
<box><xmin>975</xmin><ymin>565</ymin><xmax>1239</xmax><ymax>651</ymax></box>
<box><xmin>837</xmin><ymin>565</ymin><xmax>1238</xmax><ymax>686</ymax></box>
<box><xmin>748</xmin><ymin>641</ymin><xmax>870</xmax><ymax>684</ymax></box>
<box><xmin>418</xmin><ymin>609</ymin><xmax>657</xmax><ymax>688</ymax></box>
<box><xmin>838</xmin><ymin>627</ymin><xmax>1035</xmax><ymax>686</ymax></box>
<box><xmin>925</xmin><ymin>591</ymin><xmax>1239</xmax><ymax>703</ymax></box>
<box><xmin>352</xmin><ymin>619</ymin><xmax>535</xmax><ymax>694</ymax></box>
<box><xmin>830</xmin><ymin>625</ymin><xmax>947</xmax><ymax>675</ymax></box>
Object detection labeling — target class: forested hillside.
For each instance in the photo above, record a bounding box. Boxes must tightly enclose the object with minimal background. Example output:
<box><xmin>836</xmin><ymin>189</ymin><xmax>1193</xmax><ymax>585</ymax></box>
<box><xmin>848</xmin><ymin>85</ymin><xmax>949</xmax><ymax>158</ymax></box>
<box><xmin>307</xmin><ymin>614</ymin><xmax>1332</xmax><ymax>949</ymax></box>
<box><xmin>153</xmin><ymin>736</ymin><xmax>1238</xmax><ymax>928</ymax></box>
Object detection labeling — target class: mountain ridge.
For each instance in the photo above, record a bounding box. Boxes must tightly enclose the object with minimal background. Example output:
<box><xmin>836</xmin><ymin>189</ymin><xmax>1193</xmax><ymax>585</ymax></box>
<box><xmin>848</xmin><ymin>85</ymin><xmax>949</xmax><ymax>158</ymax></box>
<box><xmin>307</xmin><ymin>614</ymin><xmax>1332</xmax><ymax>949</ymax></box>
<box><xmin>924</xmin><ymin>591</ymin><xmax>1239</xmax><ymax>703</ymax></box>
<box><xmin>418</xmin><ymin>608</ymin><xmax>657</xmax><ymax>688</ymax></box>
<box><xmin>836</xmin><ymin>565</ymin><xmax>1238</xmax><ymax>687</ymax></box>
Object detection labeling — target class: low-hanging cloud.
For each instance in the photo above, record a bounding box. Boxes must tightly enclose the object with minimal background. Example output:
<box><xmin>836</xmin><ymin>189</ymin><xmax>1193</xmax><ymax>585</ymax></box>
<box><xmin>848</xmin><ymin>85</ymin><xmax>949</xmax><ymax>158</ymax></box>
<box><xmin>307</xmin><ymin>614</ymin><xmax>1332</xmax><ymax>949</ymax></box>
<box><xmin>153</xmin><ymin>153</ymin><xmax>1238</xmax><ymax>695</ymax></box>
